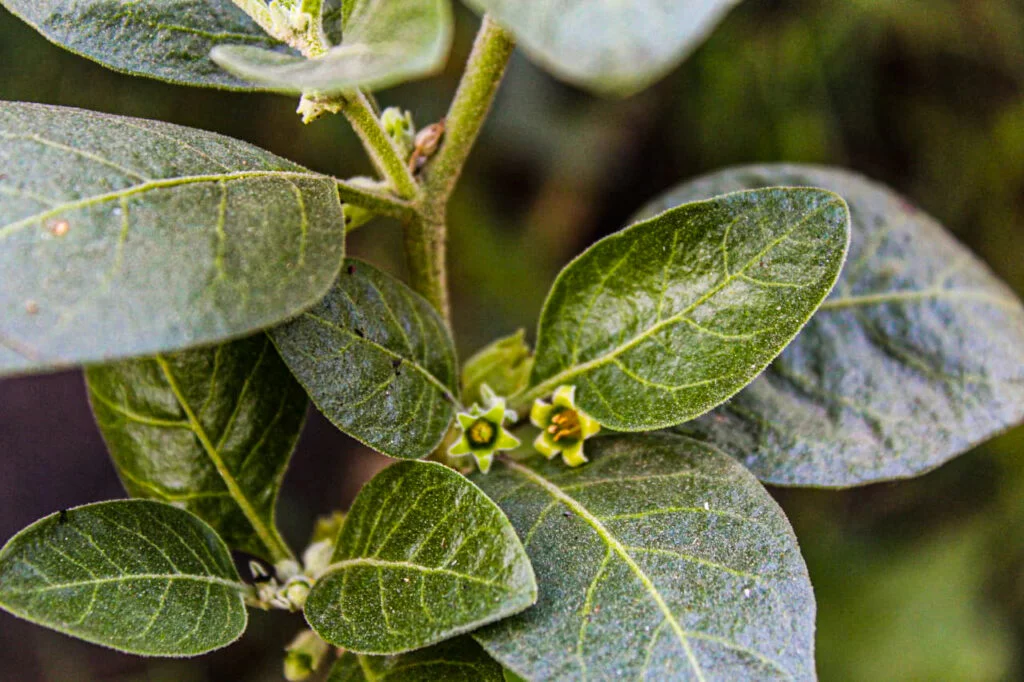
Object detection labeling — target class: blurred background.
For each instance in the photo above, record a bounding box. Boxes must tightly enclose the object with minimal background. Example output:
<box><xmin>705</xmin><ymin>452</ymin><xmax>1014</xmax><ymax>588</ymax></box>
<box><xmin>2</xmin><ymin>0</ymin><xmax>1023</xmax><ymax>679</ymax></box>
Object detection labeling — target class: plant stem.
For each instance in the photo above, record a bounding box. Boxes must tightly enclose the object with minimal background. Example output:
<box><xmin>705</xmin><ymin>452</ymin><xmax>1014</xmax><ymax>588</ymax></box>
<box><xmin>335</xmin><ymin>179</ymin><xmax>415</xmax><ymax>221</ymax></box>
<box><xmin>403</xmin><ymin>16</ymin><xmax>516</xmax><ymax>326</ymax></box>
<box><xmin>342</xmin><ymin>91</ymin><xmax>420</xmax><ymax>200</ymax></box>
<box><xmin>422</xmin><ymin>16</ymin><xmax>516</xmax><ymax>201</ymax></box>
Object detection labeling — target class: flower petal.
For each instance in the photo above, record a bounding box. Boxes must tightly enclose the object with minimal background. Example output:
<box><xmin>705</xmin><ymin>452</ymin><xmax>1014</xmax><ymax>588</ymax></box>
<box><xmin>475</xmin><ymin>453</ymin><xmax>494</xmax><ymax>474</ymax></box>
<box><xmin>496</xmin><ymin>430</ymin><xmax>521</xmax><ymax>451</ymax></box>
<box><xmin>449</xmin><ymin>437</ymin><xmax>474</xmax><ymax>456</ymax></box>
<box><xmin>552</xmin><ymin>384</ymin><xmax>577</xmax><ymax>408</ymax></box>
<box><xmin>530</xmin><ymin>400</ymin><xmax>555</xmax><ymax>428</ymax></box>
<box><xmin>561</xmin><ymin>441</ymin><xmax>588</xmax><ymax>468</ymax></box>
<box><xmin>533</xmin><ymin>433</ymin><xmax>560</xmax><ymax>459</ymax></box>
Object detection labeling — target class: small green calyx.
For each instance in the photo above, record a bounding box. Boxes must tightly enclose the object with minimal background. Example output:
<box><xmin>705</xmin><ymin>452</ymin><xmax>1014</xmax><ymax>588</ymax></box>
<box><xmin>449</xmin><ymin>384</ymin><xmax>521</xmax><ymax>473</ymax></box>
<box><xmin>530</xmin><ymin>385</ymin><xmax>601</xmax><ymax>467</ymax></box>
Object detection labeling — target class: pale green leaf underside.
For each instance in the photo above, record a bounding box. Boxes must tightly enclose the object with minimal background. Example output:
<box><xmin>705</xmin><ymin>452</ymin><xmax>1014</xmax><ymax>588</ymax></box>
<box><xmin>0</xmin><ymin>500</ymin><xmax>246</xmax><ymax>657</ymax></box>
<box><xmin>85</xmin><ymin>335</ymin><xmax>307</xmax><ymax>562</ymax></box>
<box><xmin>472</xmin><ymin>434</ymin><xmax>816</xmax><ymax>681</ymax></box>
<box><xmin>641</xmin><ymin>165</ymin><xmax>1024</xmax><ymax>487</ymax></box>
<box><xmin>305</xmin><ymin>461</ymin><xmax>537</xmax><ymax>654</ymax></box>
<box><xmin>212</xmin><ymin>0</ymin><xmax>453</xmax><ymax>94</ymax></box>
<box><xmin>0</xmin><ymin>0</ymin><xmax>282</xmax><ymax>90</ymax></box>
<box><xmin>463</xmin><ymin>0</ymin><xmax>741</xmax><ymax>96</ymax></box>
<box><xmin>0</xmin><ymin>102</ymin><xmax>345</xmax><ymax>377</ymax></box>
<box><xmin>521</xmin><ymin>188</ymin><xmax>851</xmax><ymax>432</ymax></box>
<box><xmin>271</xmin><ymin>259</ymin><xmax>458</xmax><ymax>460</ymax></box>
<box><xmin>329</xmin><ymin>637</ymin><xmax>505</xmax><ymax>681</ymax></box>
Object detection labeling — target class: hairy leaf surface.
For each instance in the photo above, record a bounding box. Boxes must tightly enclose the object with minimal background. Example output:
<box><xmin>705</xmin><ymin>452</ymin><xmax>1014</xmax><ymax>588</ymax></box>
<box><xmin>329</xmin><ymin>637</ymin><xmax>504</xmax><ymax>681</ymax></box>
<box><xmin>463</xmin><ymin>0</ymin><xmax>740</xmax><ymax>96</ymax></box>
<box><xmin>305</xmin><ymin>461</ymin><xmax>537</xmax><ymax>654</ymax></box>
<box><xmin>518</xmin><ymin>188</ymin><xmax>850</xmax><ymax>431</ymax></box>
<box><xmin>641</xmin><ymin>165</ymin><xmax>1024</xmax><ymax>487</ymax></box>
<box><xmin>0</xmin><ymin>500</ymin><xmax>247</xmax><ymax>656</ymax></box>
<box><xmin>271</xmin><ymin>259</ymin><xmax>458</xmax><ymax>460</ymax></box>
<box><xmin>472</xmin><ymin>434</ymin><xmax>816</xmax><ymax>681</ymax></box>
<box><xmin>0</xmin><ymin>0</ymin><xmax>280</xmax><ymax>89</ymax></box>
<box><xmin>212</xmin><ymin>0</ymin><xmax>453</xmax><ymax>93</ymax></box>
<box><xmin>85</xmin><ymin>336</ymin><xmax>307</xmax><ymax>562</ymax></box>
<box><xmin>0</xmin><ymin>102</ymin><xmax>345</xmax><ymax>376</ymax></box>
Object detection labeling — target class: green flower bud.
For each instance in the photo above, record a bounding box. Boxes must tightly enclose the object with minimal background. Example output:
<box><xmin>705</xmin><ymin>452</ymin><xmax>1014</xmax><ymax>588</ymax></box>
<box><xmin>530</xmin><ymin>385</ymin><xmax>601</xmax><ymax>467</ymax></box>
<box><xmin>449</xmin><ymin>384</ymin><xmax>521</xmax><ymax>473</ymax></box>
<box><xmin>285</xmin><ymin>579</ymin><xmax>311</xmax><ymax>609</ymax></box>
<box><xmin>461</xmin><ymin>329</ymin><xmax>534</xmax><ymax>407</ymax></box>
<box><xmin>283</xmin><ymin>630</ymin><xmax>329</xmax><ymax>681</ymax></box>
<box><xmin>342</xmin><ymin>176</ymin><xmax>388</xmax><ymax>232</ymax></box>
<box><xmin>381</xmin><ymin>107</ymin><xmax>416</xmax><ymax>159</ymax></box>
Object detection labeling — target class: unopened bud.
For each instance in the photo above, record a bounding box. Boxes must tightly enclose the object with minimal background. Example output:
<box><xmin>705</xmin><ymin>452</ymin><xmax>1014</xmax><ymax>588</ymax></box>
<box><xmin>284</xmin><ymin>630</ymin><xmax>329</xmax><ymax>681</ymax></box>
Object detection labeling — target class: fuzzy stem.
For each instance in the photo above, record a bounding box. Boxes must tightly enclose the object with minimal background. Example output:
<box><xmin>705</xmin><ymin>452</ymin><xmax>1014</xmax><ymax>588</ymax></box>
<box><xmin>404</xmin><ymin>16</ymin><xmax>516</xmax><ymax>327</ymax></box>
<box><xmin>421</xmin><ymin>16</ymin><xmax>516</xmax><ymax>201</ymax></box>
<box><xmin>342</xmin><ymin>91</ymin><xmax>420</xmax><ymax>200</ymax></box>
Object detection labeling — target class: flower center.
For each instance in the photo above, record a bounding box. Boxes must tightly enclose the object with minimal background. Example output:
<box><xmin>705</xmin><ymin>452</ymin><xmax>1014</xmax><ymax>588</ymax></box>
<box><xmin>467</xmin><ymin>419</ymin><xmax>496</xmax><ymax>447</ymax></box>
<box><xmin>547</xmin><ymin>408</ymin><xmax>581</xmax><ymax>442</ymax></box>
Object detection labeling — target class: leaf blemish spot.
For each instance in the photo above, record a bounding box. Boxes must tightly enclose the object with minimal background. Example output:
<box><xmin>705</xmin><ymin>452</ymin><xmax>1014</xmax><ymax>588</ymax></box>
<box><xmin>25</xmin><ymin>300</ymin><xmax>39</xmax><ymax>315</ymax></box>
<box><xmin>47</xmin><ymin>219</ymin><xmax>70</xmax><ymax>237</ymax></box>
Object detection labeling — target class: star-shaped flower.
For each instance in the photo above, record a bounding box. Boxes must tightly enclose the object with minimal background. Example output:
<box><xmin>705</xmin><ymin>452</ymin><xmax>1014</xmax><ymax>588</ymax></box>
<box><xmin>530</xmin><ymin>385</ymin><xmax>601</xmax><ymax>467</ymax></box>
<box><xmin>449</xmin><ymin>384</ymin><xmax>520</xmax><ymax>473</ymax></box>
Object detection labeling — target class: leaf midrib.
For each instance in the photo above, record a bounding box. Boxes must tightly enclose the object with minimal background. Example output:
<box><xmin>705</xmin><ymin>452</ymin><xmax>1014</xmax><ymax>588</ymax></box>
<box><xmin>517</xmin><ymin>200</ymin><xmax>843</xmax><ymax>406</ymax></box>
<box><xmin>323</xmin><ymin>557</ymin><xmax>518</xmax><ymax>591</ymax></box>
<box><xmin>500</xmin><ymin>459</ymin><xmax>707</xmax><ymax>682</ymax></box>
<box><xmin>1</xmin><ymin>572</ymin><xmax>245</xmax><ymax>596</ymax></box>
<box><xmin>819</xmin><ymin>288</ymin><xmax>1021</xmax><ymax>311</ymax></box>
<box><xmin>0</xmin><ymin>170</ymin><xmax>324</xmax><ymax>239</ymax></box>
<box><xmin>154</xmin><ymin>355</ymin><xmax>294</xmax><ymax>563</ymax></box>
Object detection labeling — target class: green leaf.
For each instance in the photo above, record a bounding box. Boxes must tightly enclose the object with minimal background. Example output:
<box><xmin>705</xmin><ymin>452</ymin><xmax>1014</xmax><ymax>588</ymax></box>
<box><xmin>212</xmin><ymin>0</ymin><xmax>453</xmax><ymax>94</ymax></box>
<box><xmin>516</xmin><ymin>188</ymin><xmax>850</xmax><ymax>432</ymax></box>
<box><xmin>641</xmin><ymin>165</ymin><xmax>1024</xmax><ymax>487</ymax></box>
<box><xmin>0</xmin><ymin>102</ymin><xmax>345</xmax><ymax>377</ymax></box>
<box><xmin>0</xmin><ymin>0</ymin><xmax>281</xmax><ymax>90</ymax></box>
<box><xmin>85</xmin><ymin>335</ymin><xmax>307</xmax><ymax>562</ymax></box>
<box><xmin>462</xmin><ymin>0</ymin><xmax>741</xmax><ymax>96</ymax></box>
<box><xmin>305</xmin><ymin>461</ymin><xmax>537</xmax><ymax>654</ymax></box>
<box><xmin>0</xmin><ymin>500</ymin><xmax>247</xmax><ymax>657</ymax></box>
<box><xmin>270</xmin><ymin>259</ymin><xmax>458</xmax><ymax>460</ymax></box>
<box><xmin>471</xmin><ymin>434</ymin><xmax>816</xmax><ymax>681</ymax></box>
<box><xmin>329</xmin><ymin>637</ymin><xmax>505</xmax><ymax>681</ymax></box>
<box><xmin>461</xmin><ymin>330</ymin><xmax>533</xmax><ymax>407</ymax></box>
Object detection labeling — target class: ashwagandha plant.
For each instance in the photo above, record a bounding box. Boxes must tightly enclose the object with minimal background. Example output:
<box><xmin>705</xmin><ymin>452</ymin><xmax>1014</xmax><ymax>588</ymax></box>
<box><xmin>1</xmin><ymin>1</ymin><xmax>1023</xmax><ymax>680</ymax></box>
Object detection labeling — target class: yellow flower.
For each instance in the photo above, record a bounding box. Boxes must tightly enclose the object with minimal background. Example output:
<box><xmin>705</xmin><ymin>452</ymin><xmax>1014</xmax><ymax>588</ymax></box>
<box><xmin>449</xmin><ymin>384</ymin><xmax>520</xmax><ymax>473</ymax></box>
<box><xmin>530</xmin><ymin>385</ymin><xmax>600</xmax><ymax>467</ymax></box>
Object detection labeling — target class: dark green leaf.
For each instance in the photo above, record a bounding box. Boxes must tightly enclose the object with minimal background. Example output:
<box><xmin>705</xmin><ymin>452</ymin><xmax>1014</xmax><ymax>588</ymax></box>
<box><xmin>212</xmin><ymin>0</ymin><xmax>453</xmax><ymax>94</ymax></box>
<box><xmin>0</xmin><ymin>102</ymin><xmax>345</xmax><ymax>377</ymax></box>
<box><xmin>516</xmin><ymin>188</ymin><xmax>850</xmax><ymax>432</ymax></box>
<box><xmin>0</xmin><ymin>0</ymin><xmax>281</xmax><ymax>90</ymax></box>
<box><xmin>85</xmin><ymin>335</ymin><xmax>307</xmax><ymax>562</ymax></box>
<box><xmin>270</xmin><ymin>259</ymin><xmax>458</xmax><ymax>460</ymax></box>
<box><xmin>461</xmin><ymin>330</ymin><xmax>533</xmax><ymax>407</ymax></box>
<box><xmin>305</xmin><ymin>461</ymin><xmax>537</xmax><ymax>654</ymax></box>
<box><xmin>463</xmin><ymin>0</ymin><xmax>740</xmax><ymax>96</ymax></box>
<box><xmin>472</xmin><ymin>434</ymin><xmax>816</xmax><ymax>681</ymax></box>
<box><xmin>642</xmin><ymin>165</ymin><xmax>1024</xmax><ymax>487</ymax></box>
<box><xmin>329</xmin><ymin>637</ymin><xmax>505</xmax><ymax>681</ymax></box>
<box><xmin>0</xmin><ymin>500</ymin><xmax>247</xmax><ymax>656</ymax></box>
